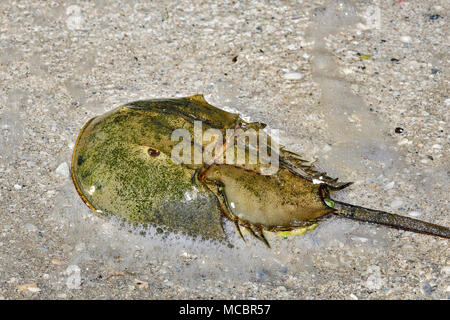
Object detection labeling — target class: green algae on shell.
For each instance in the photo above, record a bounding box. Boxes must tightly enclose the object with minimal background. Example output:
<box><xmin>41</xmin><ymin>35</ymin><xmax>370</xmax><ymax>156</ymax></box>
<box><xmin>72</xmin><ymin>95</ymin><xmax>450</xmax><ymax>246</ymax></box>
<box><xmin>72</xmin><ymin>96</ymin><xmax>234</xmax><ymax>240</ymax></box>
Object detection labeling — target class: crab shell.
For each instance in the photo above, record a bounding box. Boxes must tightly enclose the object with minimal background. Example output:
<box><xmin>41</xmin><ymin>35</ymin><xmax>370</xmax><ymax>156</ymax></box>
<box><xmin>71</xmin><ymin>95</ymin><xmax>349</xmax><ymax>243</ymax></box>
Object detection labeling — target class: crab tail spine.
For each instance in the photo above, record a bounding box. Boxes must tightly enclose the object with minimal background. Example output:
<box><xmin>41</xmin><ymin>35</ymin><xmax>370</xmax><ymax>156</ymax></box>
<box><xmin>332</xmin><ymin>200</ymin><xmax>450</xmax><ymax>239</ymax></box>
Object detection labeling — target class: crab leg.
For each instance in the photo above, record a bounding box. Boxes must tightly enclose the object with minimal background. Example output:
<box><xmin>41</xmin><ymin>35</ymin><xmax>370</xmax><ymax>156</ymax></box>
<box><xmin>257</xmin><ymin>227</ymin><xmax>271</xmax><ymax>248</ymax></box>
<box><xmin>234</xmin><ymin>220</ymin><xmax>246</xmax><ymax>242</ymax></box>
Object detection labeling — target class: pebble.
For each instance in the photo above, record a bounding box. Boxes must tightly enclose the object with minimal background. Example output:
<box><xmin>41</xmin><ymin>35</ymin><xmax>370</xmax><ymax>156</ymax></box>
<box><xmin>341</xmin><ymin>68</ymin><xmax>353</xmax><ymax>75</ymax></box>
<box><xmin>365</xmin><ymin>266</ymin><xmax>384</xmax><ymax>290</ymax></box>
<box><xmin>282</xmin><ymin>72</ymin><xmax>303</xmax><ymax>80</ymax></box>
<box><xmin>399</xmin><ymin>36</ymin><xmax>411</xmax><ymax>43</ymax></box>
<box><xmin>349</xmin><ymin>293</ymin><xmax>358</xmax><ymax>300</ymax></box>
<box><xmin>431</xmin><ymin>144</ymin><xmax>441</xmax><ymax>150</ymax></box>
<box><xmin>55</xmin><ymin>162</ymin><xmax>70</xmax><ymax>178</ymax></box>
<box><xmin>428</xmin><ymin>14</ymin><xmax>442</xmax><ymax>20</ymax></box>
<box><xmin>390</xmin><ymin>199</ymin><xmax>403</xmax><ymax>209</ymax></box>
<box><xmin>14</xmin><ymin>184</ymin><xmax>22</xmax><ymax>190</ymax></box>
<box><xmin>408</xmin><ymin>211</ymin><xmax>422</xmax><ymax>217</ymax></box>
<box><xmin>421</xmin><ymin>283</ymin><xmax>432</xmax><ymax>295</ymax></box>
<box><xmin>441</xmin><ymin>266</ymin><xmax>450</xmax><ymax>275</ymax></box>
<box><xmin>445</xmin><ymin>98</ymin><xmax>450</xmax><ymax>107</ymax></box>
<box><xmin>431</xmin><ymin>68</ymin><xmax>440</xmax><ymax>75</ymax></box>
<box><xmin>65</xmin><ymin>265</ymin><xmax>82</xmax><ymax>289</ymax></box>
<box><xmin>179</xmin><ymin>251</ymin><xmax>198</xmax><ymax>262</ymax></box>
<box><xmin>398</xmin><ymin>138</ymin><xmax>410</xmax><ymax>146</ymax></box>
<box><xmin>383</xmin><ymin>181</ymin><xmax>395</xmax><ymax>190</ymax></box>
<box><xmin>51</xmin><ymin>258</ymin><xmax>66</xmax><ymax>266</ymax></box>
<box><xmin>66</xmin><ymin>5</ymin><xmax>84</xmax><ymax>30</ymax></box>
<box><xmin>16</xmin><ymin>283</ymin><xmax>41</xmax><ymax>293</ymax></box>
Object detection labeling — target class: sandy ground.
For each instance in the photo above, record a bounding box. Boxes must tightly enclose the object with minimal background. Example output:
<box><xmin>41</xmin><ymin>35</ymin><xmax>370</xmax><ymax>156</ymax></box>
<box><xmin>0</xmin><ymin>0</ymin><xmax>448</xmax><ymax>299</ymax></box>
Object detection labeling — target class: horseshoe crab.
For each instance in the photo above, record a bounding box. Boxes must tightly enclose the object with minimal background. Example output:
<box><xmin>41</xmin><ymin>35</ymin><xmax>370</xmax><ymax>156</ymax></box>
<box><xmin>71</xmin><ymin>95</ymin><xmax>449</xmax><ymax>246</ymax></box>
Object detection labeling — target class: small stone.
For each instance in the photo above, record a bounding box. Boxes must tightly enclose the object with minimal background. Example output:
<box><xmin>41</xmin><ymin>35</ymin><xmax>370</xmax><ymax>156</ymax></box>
<box><xmin>365</xmin><ymin>266</ymin><xmax>384</xmax><ymax>290</ymax></box>
<box><xmin>286</xmin><ymin>44</ymin><xmax>298</xmax><ymax>51</ymax></box>
<box><xmin>8</xmin><ymin>277</ymin><xmax>18</xmax><ymax>284</ymax></box>
<box><xmin>65</xmin><ymin>265</ymin><xmax>82</xmax><ymax>289</ymax></box>
<box><xmin>55</xmin><ymin>162</ymin><xmax>70</xmax><ymax>178</ymax></box>
<box><xmin>17</xmin><ymin>283</ymin><xmax>41</xmax><ymax>293</ymax></box>
<box><xmin>421</xmin><ymin>283</ymin><xmax>432</xmax><ymax>295</ymax></box>
<box><xmin>14</xmin><ymin>184</ymin><xmax>22</xmax><ymax>190</ymax></box>
<box><xmin>445</xmin><ymin>98</ymin><xmax>450</xmax><ymax>107</ymax></box>
<box><xmin>399</xmin><ymin>36</ymin><xmax>411</xmax><ymax>43</ymax></box>
<box><xmin>431</xmin><ymin>68</ymin><xmax>440</xmax><ymax>74</ymax></box>
<box><xmin>283</xmin><ymin>72</ymin><xmax>303</xmax><ymax>80</ymax></box>
<box><xmin>66</xmin><ymin>5</ymin><xmax>84</xmax><ymax>30</ymax></box>
<box><xmin>341</xmin><ymin>68</ymin><xmax>353</xmax><ymax>75</ymax></box>
<box><xmin>51</xmin><ymin>258</ymin><xmax>66</xmax><ymax>266</ymax></box>
<box><xmin>390</xmin><ymin>199</ymin><xmax>403</xmax><ymax>209</ymax></box>
<box><xmin>408</xmin><ymin>211</ymin><xmax>422</xmax><ymax>217</ymax></box>
<box><xmin>441</xmin><ymin>266</ymin><xmax>450</xmax><ymax>275</ymax></box>
<box><xmin>428</xmin><ymin>14</ymin><xmax>442</xmax><ymax>20</ymax></box>
<box><xmin>383</xmin><ymin>182</ymin><xmax>395</xmax><ymax>190</ymax></box>
<box><xmin>179</xmin><ymin>251</ymin><xmax>198</xmax><ymax>262</ymax></box>
<box><xmin>349</xmin><ymin>293</ymin><xmax>358</xmax><ymax>300</ymax></box>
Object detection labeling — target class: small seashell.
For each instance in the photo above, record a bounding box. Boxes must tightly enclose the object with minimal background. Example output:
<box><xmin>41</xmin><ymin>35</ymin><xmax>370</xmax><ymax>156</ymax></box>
<box><xmin>283</xmin><ymin>72</ymin><xmax>303</xmax><ymax>80</ymax></box>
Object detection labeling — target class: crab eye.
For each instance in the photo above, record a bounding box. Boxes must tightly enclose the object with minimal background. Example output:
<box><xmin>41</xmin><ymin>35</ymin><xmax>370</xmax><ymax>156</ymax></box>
<box><xmin>148</xmin><ymin>148</ymin><xmax>160</xmax><ymax>157</ymax></box>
